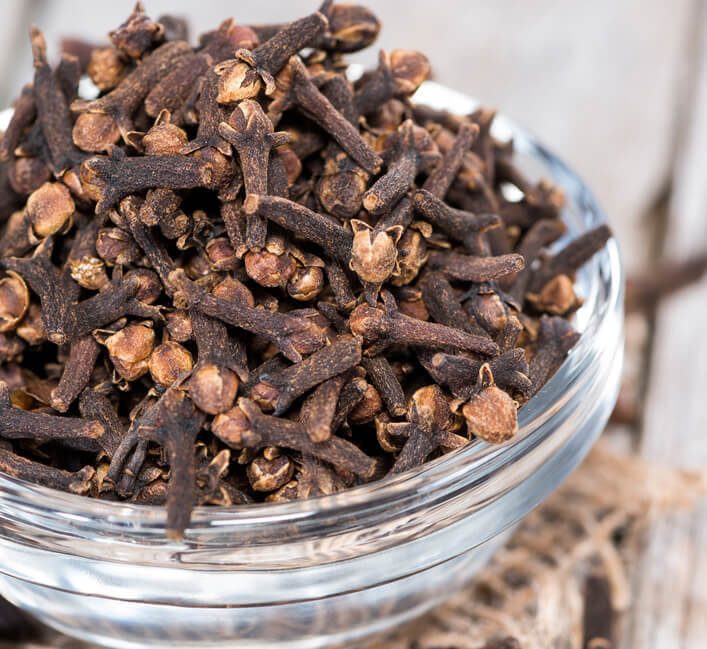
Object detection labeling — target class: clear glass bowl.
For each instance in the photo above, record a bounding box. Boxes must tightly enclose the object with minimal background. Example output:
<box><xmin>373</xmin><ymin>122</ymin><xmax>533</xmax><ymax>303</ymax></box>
<box><xmin>0</xmin><ymin>83</ymin><xmax>624</xmax><ymax>649</ymax></box>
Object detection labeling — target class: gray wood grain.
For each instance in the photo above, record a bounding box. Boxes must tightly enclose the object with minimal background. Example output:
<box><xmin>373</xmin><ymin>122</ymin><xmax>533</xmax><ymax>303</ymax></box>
<box><xmin>623</xmin><ymin>2</ymin><xmax>707</xmax><ymax>646</ymax></box>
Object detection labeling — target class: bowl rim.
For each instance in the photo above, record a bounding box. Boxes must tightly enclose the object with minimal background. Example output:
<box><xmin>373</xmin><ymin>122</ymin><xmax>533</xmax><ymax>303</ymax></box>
<box><xmin>0</xmin><ymin>82</ymin><xmax>623</xmax><ymax>540</ymax></box>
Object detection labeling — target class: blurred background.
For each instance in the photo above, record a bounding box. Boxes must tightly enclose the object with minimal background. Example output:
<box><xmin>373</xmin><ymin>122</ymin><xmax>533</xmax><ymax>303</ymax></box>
<box><xmin>0</xmin><ymin>0</ymin><xmax>700</xmax><ymax>260</ymax></box>
<box><xmin>0</xmin><ymin>1</ymin><xmax>705</xmax><ymax>647</ymax></box>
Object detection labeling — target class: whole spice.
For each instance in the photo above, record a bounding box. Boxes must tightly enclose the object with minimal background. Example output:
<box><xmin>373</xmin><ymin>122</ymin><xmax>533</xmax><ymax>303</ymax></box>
<box><xmin>0</xmin><ymin>3</ymin><xmax>611</xmax><ymax>539</ymax></box>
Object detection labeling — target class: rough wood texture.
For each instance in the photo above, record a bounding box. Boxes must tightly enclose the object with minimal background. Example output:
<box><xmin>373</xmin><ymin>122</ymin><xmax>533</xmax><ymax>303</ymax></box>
<box><xmin>623</xmin><ymin>3</ymin><xmax>707</xmax><ymax>646</ymax></box>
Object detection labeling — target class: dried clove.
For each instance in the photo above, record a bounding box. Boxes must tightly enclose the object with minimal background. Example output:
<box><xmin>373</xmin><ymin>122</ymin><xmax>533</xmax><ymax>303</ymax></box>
<box><xmin>361</xmin><ymin>356</ymin><xmax>406</xmax><ymax>417</ymax></box>
<box><xmin>528</xmin><ymin>315</ymin><xmax>581</xmax><ymax>395</ymax></box>
<box><xmin>81</xmin><ymin>148</ymin><xmax>223</xmax><ymax>213</ymax></box>
<box><xmin>528</xmin><ymin>224</ymin><xmax>611</xmax><ymax>293</ymax></box>
<box><xmin>349</xmin><ymin>296</ymin><xmax>499</xmax><ymax>357</ymax></box>
<box><xmin>354</xmin><ymin>49</ymin><xmax>430</xmax><ymax>117</ymax></box>
<box><xmin>50</xmin><ymin>335</ymin><xmax>100</xmax><ymax>412</ymax></box>
<box><xmin>419</xmin><ymin>271</ymin><xmax>489</xmax><ymax>337</ymax></box>
<box><xmin>72</xmin><ymin>40</ymin><xmax>192</xmax><ymax>146</ymax></box>
<box><xmin>188</xmin><ymin>308</ymin><xmax>242</xmax><ymax>415</ymax></box>
<box><xmin>460</xmin><ymin>364</ymin><xmax>518</xmax><ymax>443</ymax></box>
<box><xmin>251</xmin><ymin>335</ymin><xmax>361</xmax><ymax>415</ymax></box>
<box><xmin>170</xmin><ymin>269</ymin><xmax>314</xmax><ymax>362</ymax></box>
<box><xmin>218</xmin><ymin>100</ymin><xmax>289</xmax><ymax>249</ymax></box>
<box><xmin>0</xmin><ymin>381</ymin><xmax>103</xmax><ymax>444</ymax></box>
<box><xmin>391</xmin><ymin>385</ymin><xmax>453</xmax><ymax>473</ymax></box>
<box><xmin>413</xmin><ymin>188</ymin><xmax>500</xmax><ymax>250</ymax></box>
<box><xmin>30</xmin><ymin>29</ymin><xmax>86</xmax><ymax>182</ymax></box>
<box><xmin>110</xmin><ymin>1</ymin><xmax>165</xmax><ymax>59</ymax></box>
<box><xmin>427</xmin><ymin>249</ymin><xmax>525</xmax><ymax>282</ymax></box>
<box><xmin>268</xmin><ymin>56</ymin><xmax>382</xmax><ymax>173</ymax></box>
<box><xmin>137</xmin><ymin>386</ymin><xmax>206</xmax><ymax>539</ymax></box>
<box><xmin>244</xmin><ymin>194</ymin><xmax>353</xmax><ymax>264</ymax></box>
<box><xmin>363</xmin><ymin>121</ymin><xmax>439</xmax><ymax>216</ymax></box>
<box><xmin>300</xmin><ymin>372</ymin><xmax>349</xmax><ymax>442</ymax></box>
<box><xmin>0</xmin><ymin>445</ymin><xmax>94</xmax><ymax>494</ymax></box>
<box><xmin>213</xmin><ymin>397</ymin><xmax>377</xmax><ymax>478</ymax></box>
<box><xmin>216</xmin><ymin>11</ymin><xmax>328</xmax><ymax>102</ymax></box>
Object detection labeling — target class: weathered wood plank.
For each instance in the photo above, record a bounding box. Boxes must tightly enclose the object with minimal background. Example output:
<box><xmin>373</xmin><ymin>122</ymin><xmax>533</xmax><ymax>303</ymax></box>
<box><xmin>623</xmin><ymin>2</ymin><xmax>707</xmax><ymax>646</ymax></box>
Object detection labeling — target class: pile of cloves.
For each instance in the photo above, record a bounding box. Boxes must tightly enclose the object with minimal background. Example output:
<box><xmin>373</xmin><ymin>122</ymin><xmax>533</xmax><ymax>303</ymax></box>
<box><xmin>0</xmin><ymin>1</ymin><xmax>611</xmax><ymax>538</ymax></box>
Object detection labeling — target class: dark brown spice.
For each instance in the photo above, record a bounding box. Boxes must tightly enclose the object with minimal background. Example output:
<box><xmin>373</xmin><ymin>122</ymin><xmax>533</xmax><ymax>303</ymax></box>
<box><xmin>363</xmin><ymin>121</ymin><xmax>440</xmax><ymax>216</ymax></box>
<box><xmin>427</xmin><ymin>250</ymin><xmax>525</xmax><ymax>282</ymax></box>
<box><xmin>269</xmin><ymin>56</ymin><xmax>382</xmax><ymax>174</ymax></box>
<box><xmin>354</xmin><ymin>49</ymin><xmax>430</xmax><ymax>117</ymax></box>
<box><xmin>218</xmin><ymin>100</ymin><xmax>289</xmax><ymax>249</ymax></box>
<box><xmin>349</xmin><ymin>297</ymin><xmax>499</xmax><ymax>357</ymax></box>
<box><xmin>460</xmin><ymin>364</ymin><xmax>519</xmax><ymax>443</ymax></box>
<box><xmin>137</xmin><ymin>386</ymin><xmax>206</xmax><ymax>539</ymax></box>
<box><xmin>391</xmin><ymin>385</ymin><xmax>453</xmax><ymax>473</ymax></box>
<box><xmin>30</xmin><ymin>28</ymin><xmax>86</xmax><ymax>177</ymax></box>
<box><xmin>214</xmin><ymin>397</ymin><xmax>377</xmax><ymax>478</ymax></box>
<box><xmin>300</xmin><ymin>372</ymin><xmax>349</xmax><ymax>442</ymax></box>
<box><xmin>110</xmin><ymin>1</ymin><xmax>165</xmax><ymax>59</ymax></box>
<box><xmin>72</xmin><ymin>40</ymin><xmax>192</xmax><ymax>144</ymax></box>
<box><xmin>50</xmin><ymin>335</ymin><xmax>100</xmax><ymax>412</ymax></box>
<box><xmin>361</xmin><ymin>356</ymin><xmax>406</xmax><ymax>417</ymax></box>
<box><xmin>529</xmin><ymin>316</ymin><xmax>582</xmax><ymax>395</ymax></box>
<box><xmin>188</xmin><ymin>308</ymin><xmax>242</xmax><ymax>415</ymax></box>
<box><xmin>216</xmin><ymin>11</ymin><xmax>328</xmax><ymax>102</ymax></box>
<box><xmin>0</xmin><ymin>4</ymin><xmax>611</xmax><ymax>539</ymax></box>
<box><xmin>244</xmin><ymin>194</ymin><xmax>353</xmax><ymax>264</ymax></box>
<box><xmin>413</xmin><ymin>188</ymin><xmax>501</xmax><ymax>250</ymax></box>
<box><xmin>0</xmin><ymin>445</ymin><xmax>94</xmax><ymax>494</ymax></box>
<box><xmin>251</xmin><ymin>335</ymin><xmax>361</xmax><ymax>415</ymax></box>
<box><xmin>81</xmin><ymin>149</ymin><xmax>222</xmax><ymax>213</ymax></box>
<box><xmin>0</xmin><ymin>381</ymin><xmax>104</xmax><ymax>444</ymax></box>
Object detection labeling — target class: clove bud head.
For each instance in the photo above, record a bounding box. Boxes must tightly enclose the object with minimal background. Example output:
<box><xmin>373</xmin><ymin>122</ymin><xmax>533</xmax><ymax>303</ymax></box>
<box><xmin>165</xmin><ymin>310</ymin><xmax>193</xmax><ymax>342</ymax></box>
<box><xmin>69</xmin><ymin>257</ymin><xmax>110</xmax><ymax>291</ymax></box>
<box><xmin>349</xmin><ymin>220</ymin><xmax>403</xmax><ymax>284</ymax></box>
<box><xmin>349</xmin><ymin>304</ymin><xmax>391</xmax><ymax>343</ymax></box>
<box><xmin>216</xmin><ymin>61</ymin><xmax>262</xmax><ymax>104</ymax></box>
<box><xmin>245</xmin><ymin>249</ymin><xmax>296</xmax><ymax>288</ymax></box>
<box><xmin>462</xmin><ymin>365</ymin><xmax>518</xmax><ymax>443</ymax></box>
<box><xmin>349</xmin><ymin>382</ymin><xmax>383</xmax><ymax>423</ymax></box>
<box><xmin>247</xmin><ymin>452</ymin><xmax>295</xmax><ymax>492</ymax></box>
<box><xmin>104</xmin><ymin>324</ymin><xmax>156</xmax><ymax>381</ymax></box>
<box><xmin>408</xmin><ymin>384</ymin><xmax>453</xmax><ymax>432</ymax></box>
<box><xmin>287</xmin><ymin>266</ymin><xmax>324</xmax><ymax>301</ymax></box>
<box><xmin>87</xmin><ymin>46</ymin><xmax>126</xmax><ymax>91</ymax></box>
<box><xmin>142</xmin><ymin>120</ymin><xmax>188</xmax><ymax>156</ymax></box>
<box><xmin>73</xmin><ymin>113</ymin><xmax>121</xmax><ymax>153</ymax></box>
<box><xmin>390</xmin><ymin>49</ymin><xmax>431</xmax><ymax>95</ymax></box>
<box><xmin>189</xmin><ymin>363</ymin><xmax>239</xmax><ymax>415</ymax></box>
<box><xmin>528</xmin><ymin>274</ymin><xmax>578</xmax><ymax>315</ymax></box>
<box><xmin>26</xmin><ymin>182</ymin><xmax>75</xmax><ymax>238</ymax></box>
<box><xmin>96</xmin><ymin>228</ymin><xmax>141</xmax><ymax>266</ymax></box>
<box><xmin>0</xmin><ymin>272</ymin><xmax>30</xmax><ymax>333</ymax></box>
<box><xmin>211</xmin><ymin>404</ymin><xmax>259</xmax><ymax>448</ymax></box>
<box><xmin>149</xmin><ymin>341</ymin><xmax>193</xmax><ymax>388</ymax></box>
<box><xmin>325</xmin><ymin>3</ymin><xmax>381</xmax><ymax>52</ymax></box>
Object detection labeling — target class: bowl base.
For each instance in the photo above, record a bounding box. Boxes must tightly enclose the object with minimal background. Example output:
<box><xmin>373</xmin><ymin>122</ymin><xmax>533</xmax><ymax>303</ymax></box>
<box><xmin>0</xmin><ymin>534</ymin><xmax>510</xmax><ymax>649</ymax></box>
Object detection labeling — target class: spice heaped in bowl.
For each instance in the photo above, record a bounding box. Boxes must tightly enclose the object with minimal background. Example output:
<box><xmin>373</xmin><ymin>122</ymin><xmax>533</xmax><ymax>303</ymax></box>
<box><xmin>0</xmin><ymin>3</ymin><xmax>622</xmax><ymax>648</ymax></box>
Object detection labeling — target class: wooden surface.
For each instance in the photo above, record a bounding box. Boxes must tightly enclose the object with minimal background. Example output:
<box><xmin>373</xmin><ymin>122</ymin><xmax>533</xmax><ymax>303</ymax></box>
<box><xmin>623</xmin><ymin>3</ymin><xmax>707</xmax><ymax>647</ymax></box>
<box><xmin>0</xmin><ymin>0</ymin><xmax>706</xmax><ymax>647</ymax></box>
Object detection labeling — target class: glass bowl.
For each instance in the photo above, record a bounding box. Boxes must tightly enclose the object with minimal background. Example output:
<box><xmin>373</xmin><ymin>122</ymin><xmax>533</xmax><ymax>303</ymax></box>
<box><xmin>0</xmin><ymin>82</ymin><xmax>624</xmax><ymax>649</ymax></box>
